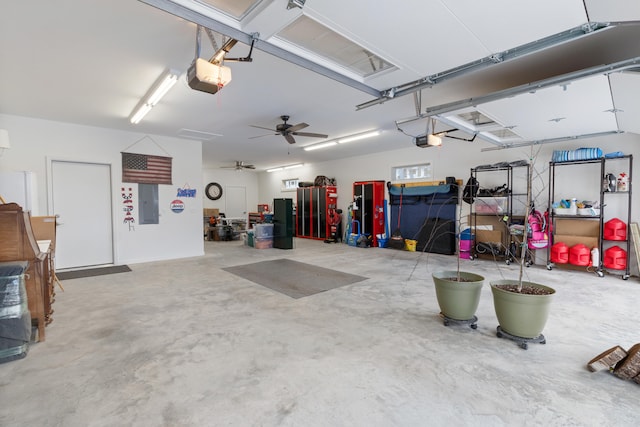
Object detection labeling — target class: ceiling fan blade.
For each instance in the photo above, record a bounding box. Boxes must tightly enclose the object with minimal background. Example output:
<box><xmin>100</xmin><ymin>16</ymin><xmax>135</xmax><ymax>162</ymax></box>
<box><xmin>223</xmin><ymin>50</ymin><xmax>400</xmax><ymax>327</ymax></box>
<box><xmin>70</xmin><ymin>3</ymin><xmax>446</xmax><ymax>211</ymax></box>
<box><xmin>244</xmin><ymin>165</ymin><xmax>256</xmax><ymax>169</ymax></box>
<box><xmin>284</xmin><ymin>134</ymin><xmax>296</xmax><ymax>144</ymax></box>
<box><xmin>249</xmin><ymin>133</ymin><xmax>277</xmax><ymax>139</ymax></box>
<box><xmin>249</xmin><ymin>125</ymin><xmax>277</xmax><ymax>132</ymax></box>
<box><xmin>293</xmin><ymin>131</ymin><xmax>329</xmax><ymax>139</ymax></box>
<box><xmin>287</xmin><ymin>122</ymin><xmax>309</xmax><ymax>133</ymax></box>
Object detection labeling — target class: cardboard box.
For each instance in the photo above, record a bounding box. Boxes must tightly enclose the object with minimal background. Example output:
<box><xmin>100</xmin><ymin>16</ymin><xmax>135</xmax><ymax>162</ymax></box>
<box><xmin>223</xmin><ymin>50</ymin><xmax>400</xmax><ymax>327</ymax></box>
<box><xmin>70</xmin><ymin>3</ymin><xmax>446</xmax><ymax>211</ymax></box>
<box><xmin>552</xmin><ymin>234</ymin><xmax>598</xmax><ymax>250</ymax></box>
<box><xmin>476</xmin><ymin>230</ymin><xmax>503</xmax><ymax>244</ymax></box>
<box><xmin>555</xmin><ymin>218</ymin><xmax>599</xmax><ymax>237</ymax></box>
<box><xmin>203</xmin><ymin>208</ymin><xmax>220</xmax><ymax>218</ymax></box>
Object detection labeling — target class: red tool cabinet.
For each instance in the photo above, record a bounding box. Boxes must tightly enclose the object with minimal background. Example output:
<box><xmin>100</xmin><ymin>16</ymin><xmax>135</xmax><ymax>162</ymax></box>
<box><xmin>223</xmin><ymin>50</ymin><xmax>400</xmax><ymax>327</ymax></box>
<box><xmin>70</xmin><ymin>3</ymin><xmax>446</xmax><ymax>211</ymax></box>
<box><xmin>296</xmin><ymin>186</ymin><xmax>337</xmax><ymax>240</ymax></box>
<box><xmin>353</xmin><ymin>180</ymin><xmax>386</xmax><ymax>247</ymax></box>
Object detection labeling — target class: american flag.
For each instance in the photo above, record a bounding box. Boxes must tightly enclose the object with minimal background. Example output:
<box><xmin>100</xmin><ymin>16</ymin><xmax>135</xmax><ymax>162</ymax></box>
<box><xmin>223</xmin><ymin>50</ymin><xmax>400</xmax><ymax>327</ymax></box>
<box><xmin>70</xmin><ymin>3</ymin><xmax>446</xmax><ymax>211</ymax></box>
<box><xmin>122</xmin><ymin>153</ymin><xmax>172</xmax><ymax>184</ymax></box>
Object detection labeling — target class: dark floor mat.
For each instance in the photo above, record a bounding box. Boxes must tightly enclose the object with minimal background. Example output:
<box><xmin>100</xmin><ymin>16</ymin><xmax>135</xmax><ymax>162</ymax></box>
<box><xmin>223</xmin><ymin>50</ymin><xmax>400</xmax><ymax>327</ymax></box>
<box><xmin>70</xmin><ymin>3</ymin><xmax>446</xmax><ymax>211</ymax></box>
<box><xmin>57</xmin><ymin>265</ymin><xmax>131</xmax><ymax>280</ymax></box>
<box><xmin>223</xmin><ymin>259</ymin><xmax>367</xmax><ymax>299</ymax></box>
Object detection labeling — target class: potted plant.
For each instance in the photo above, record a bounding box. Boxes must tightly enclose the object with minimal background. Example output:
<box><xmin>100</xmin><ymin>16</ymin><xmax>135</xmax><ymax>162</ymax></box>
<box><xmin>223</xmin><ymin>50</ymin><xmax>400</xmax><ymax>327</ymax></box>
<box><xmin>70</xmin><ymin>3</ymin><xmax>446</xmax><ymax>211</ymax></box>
<box><xmin>432</xmin><ymin>180</ymin><xmax>485</xmax><ymax>329</ymax></box>
<box><xmin>490</xmin><ymin>154</ymin><xmax>555</xmax><ymax>349</ymax></box>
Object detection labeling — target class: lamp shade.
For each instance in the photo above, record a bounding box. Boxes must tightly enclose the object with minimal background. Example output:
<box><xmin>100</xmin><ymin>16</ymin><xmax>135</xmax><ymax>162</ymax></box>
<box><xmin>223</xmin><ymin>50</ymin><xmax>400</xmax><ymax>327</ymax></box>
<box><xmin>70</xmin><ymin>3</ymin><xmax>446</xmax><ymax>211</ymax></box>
<box><xmin>0</xmin><ymin>129</ymin><xmax>10</xmax><ymax>149</ymax></box>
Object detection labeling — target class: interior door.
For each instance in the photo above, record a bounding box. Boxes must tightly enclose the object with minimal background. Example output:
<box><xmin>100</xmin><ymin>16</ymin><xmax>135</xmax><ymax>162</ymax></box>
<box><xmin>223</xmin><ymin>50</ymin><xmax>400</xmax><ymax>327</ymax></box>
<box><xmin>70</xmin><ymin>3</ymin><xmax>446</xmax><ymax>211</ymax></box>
<box><xmin>51</xmin><ymin>160</ymin><xmax>113</xmax><ymax>269</ymax></box>
<box><xmin>225</xmin><ymin>186</ymin><xmax>247</xmax><ymax>219</ymax></box>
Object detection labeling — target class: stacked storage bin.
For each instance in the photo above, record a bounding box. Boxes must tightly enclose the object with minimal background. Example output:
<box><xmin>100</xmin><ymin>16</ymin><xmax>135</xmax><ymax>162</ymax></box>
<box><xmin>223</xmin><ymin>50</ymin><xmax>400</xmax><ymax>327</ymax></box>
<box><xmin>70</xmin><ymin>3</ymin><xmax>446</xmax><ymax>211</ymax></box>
<box><xmin>0</xmin><ymin>262</ymin><xmax>31</xmax><ymax>364</ymax></box>
<box><xmin>603</xmin><ymin>218</ymin><xmax>628</xmax><ymax>270</ymax></box>
<box><xmin>459</xmin><ymin>228</ymin><xmax>474</xmax><ymax>259</ymax></box>
<box><xmin>254</xmin><ymin>223</ymin><xmax>274</xmax><ymax>249</ymax></box>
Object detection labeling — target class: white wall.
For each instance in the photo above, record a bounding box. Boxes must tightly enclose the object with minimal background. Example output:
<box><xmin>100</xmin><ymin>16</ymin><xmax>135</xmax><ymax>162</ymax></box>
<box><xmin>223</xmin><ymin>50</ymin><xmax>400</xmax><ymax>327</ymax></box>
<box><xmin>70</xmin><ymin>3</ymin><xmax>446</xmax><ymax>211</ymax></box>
<box><xmin>202</xmin><ymin>167</ymin><xmax>259</xmax><ymax>215</ymax></box>
<box><xmin>258</xmin><ymin>132</ymin><xmax>640</xmax><ymax>228</ymax></box>
<box><xmin>0</xmin><ymin>114</ymin><xmax>204</xmax><ymax>266</ymax></box>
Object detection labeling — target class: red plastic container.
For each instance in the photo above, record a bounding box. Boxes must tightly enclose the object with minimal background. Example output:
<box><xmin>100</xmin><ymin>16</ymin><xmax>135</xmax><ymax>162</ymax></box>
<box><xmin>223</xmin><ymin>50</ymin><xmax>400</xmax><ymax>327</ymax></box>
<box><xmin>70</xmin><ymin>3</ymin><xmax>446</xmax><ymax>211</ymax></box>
<box><xmin>604</xmin><ymin>246</ymin><xmax>627</xmax><ymax>270</ymax></box>
<box><xmin>550</xmin><ymin>242</ymin><xmax>569</xmax><ymax>264</ymax></box>
<box><xmin>569</xmin><ymin>244</ymin><xmax>591</xmax><ymax>266</ymax></box>
<box><xmin>604</xmin><ymin>218</ymin><xmax>627</xmax><ymax>241</ymax></box>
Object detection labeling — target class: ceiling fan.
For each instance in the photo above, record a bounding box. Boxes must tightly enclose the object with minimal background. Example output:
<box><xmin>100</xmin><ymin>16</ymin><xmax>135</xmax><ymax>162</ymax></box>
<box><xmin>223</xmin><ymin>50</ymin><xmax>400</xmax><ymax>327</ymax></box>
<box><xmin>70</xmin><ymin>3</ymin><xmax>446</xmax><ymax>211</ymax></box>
<box><xmin>221</xmin><ymin>160</ymin><xmax>255</xmax><ymax>170</ymax></box>
<box><xmin>249</xmin><ymin>115</ymin><xmax>328</xmax><ymax>144</ymax></box>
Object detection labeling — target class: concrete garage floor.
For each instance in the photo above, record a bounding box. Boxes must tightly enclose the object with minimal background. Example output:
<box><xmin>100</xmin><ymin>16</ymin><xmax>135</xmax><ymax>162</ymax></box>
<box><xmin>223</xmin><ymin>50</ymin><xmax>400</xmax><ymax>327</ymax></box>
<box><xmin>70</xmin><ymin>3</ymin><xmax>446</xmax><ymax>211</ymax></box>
<box><xmin>1</xmin><ymin>238</ymin><xmax>638</xmax><ymax>426</ymax></box>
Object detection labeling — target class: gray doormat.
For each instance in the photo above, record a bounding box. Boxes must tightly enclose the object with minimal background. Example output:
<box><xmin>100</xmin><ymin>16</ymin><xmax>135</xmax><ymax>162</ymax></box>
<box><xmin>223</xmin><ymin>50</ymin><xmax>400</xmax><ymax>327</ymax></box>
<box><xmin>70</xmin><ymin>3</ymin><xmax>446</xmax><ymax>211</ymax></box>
<box><xmin>56</xmin><ymin>265</ymin><xmax>131</xmax><ymax>280</ymax></box>
<box><xmin>223</xmin><ymin>259</ymin><xmax>367</xmax><ymax>299</ymax></box>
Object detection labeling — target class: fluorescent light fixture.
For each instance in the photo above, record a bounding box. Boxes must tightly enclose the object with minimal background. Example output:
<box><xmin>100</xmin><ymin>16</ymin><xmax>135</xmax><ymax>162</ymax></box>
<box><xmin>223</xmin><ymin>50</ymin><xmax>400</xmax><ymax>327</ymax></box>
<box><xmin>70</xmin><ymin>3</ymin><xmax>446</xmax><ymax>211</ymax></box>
<box><xmin>338</xmin><ymin>130</ymin><xmax>380</xmax><ymax>144</ymax></box>
<box><xmin>146</xmin><ymin>73</ymin><xmax>178</xmax><ymax>106</ymax></box>
<box><xmin>304</xmin><ymin>141</ymin><xmax>338</xmax><ymax>151</ymax></box>
<box><xmin>130</xmin><ymin>104</ymin><xmax>153</xmax><ymax>125</ymax></box>
<box><xmin>129</xmin><ymin>70</ymin><xmax>179</xmax><ymax>124</ymax></box>
<box><xmin>267</xmin><ymin>163</ymin><xmax>303</xmax><ymax>172</ymax></box>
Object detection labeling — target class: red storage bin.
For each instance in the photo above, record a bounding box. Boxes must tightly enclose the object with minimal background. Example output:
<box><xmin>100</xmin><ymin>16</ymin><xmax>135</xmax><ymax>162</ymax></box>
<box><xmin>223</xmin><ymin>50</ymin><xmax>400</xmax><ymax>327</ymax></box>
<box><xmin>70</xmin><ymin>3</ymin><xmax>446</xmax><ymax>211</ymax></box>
<box><xmin>604</xmin><ymin>218</ymin><xmax>627</xmax><ymax>241</ymax></box>
<box><xmin>550</xmin><ymin>242</ymin><xmax>569</xmax><ymax>264</ymax></box>
<box><xmin>603</xmin><ymin>246</ymin><xmax>627</xmax><ymax>270</ymax></box>
<box><xmin>569</xmin><ymin>244</ymin><xmax>591</xmax><ymax>266</ymax></box>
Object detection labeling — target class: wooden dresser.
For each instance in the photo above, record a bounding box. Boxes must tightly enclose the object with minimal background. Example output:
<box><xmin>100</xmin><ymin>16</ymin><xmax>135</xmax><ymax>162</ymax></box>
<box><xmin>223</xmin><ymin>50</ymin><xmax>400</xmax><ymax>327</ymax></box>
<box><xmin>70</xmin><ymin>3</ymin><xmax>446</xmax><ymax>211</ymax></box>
<box><xmin>0</xmin><ymin>203</ymin><xmax>54</xmax><ymax>341</ymax></box>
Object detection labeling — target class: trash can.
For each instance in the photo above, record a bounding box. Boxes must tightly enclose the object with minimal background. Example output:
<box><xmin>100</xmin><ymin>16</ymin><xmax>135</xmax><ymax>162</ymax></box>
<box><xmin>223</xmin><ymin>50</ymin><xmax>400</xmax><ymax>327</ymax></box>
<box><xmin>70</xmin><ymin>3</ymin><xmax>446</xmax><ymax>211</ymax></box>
<box><xmin>0</xmin><ymin>261</ymin><xmax>31</xmax><ymax>364</ymax></box>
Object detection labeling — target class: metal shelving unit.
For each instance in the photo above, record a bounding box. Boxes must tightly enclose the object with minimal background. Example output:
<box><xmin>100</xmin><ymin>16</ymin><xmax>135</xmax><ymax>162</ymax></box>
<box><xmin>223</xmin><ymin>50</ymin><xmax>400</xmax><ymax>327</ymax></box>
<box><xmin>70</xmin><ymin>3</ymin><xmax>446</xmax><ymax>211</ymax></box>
<box><xmin>546</xmin><ymin>155</ymin><xmax>632</xmax><ymax>279</ymax></box>
<box><xmin>470</xmin><ymin>163</ymin><xmax>530</xmax><ymax>262</ymax></box>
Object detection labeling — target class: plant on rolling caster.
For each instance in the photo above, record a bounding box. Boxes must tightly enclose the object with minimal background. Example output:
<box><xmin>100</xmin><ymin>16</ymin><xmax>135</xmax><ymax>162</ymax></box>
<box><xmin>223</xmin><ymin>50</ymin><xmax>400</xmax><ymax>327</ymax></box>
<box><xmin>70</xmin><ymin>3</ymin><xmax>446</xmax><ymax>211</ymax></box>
<box><xmin>490</xmin><ymin>148</ymin><xmax>555</xmax><ymax>349</ymax></box>
<box><xmin>430</xmin><ymin>179</ymin><xmax>485</xmax><ymax>328</ymax></box>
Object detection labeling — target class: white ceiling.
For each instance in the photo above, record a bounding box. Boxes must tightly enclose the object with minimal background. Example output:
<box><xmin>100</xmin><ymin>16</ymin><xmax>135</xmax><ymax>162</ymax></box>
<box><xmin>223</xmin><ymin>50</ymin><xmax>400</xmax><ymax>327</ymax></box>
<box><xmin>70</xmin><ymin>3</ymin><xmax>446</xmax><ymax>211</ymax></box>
<box><xmin>1</xmin><ymin>0</ymin><xmax>640</xmax><ymax>170</ymax></box>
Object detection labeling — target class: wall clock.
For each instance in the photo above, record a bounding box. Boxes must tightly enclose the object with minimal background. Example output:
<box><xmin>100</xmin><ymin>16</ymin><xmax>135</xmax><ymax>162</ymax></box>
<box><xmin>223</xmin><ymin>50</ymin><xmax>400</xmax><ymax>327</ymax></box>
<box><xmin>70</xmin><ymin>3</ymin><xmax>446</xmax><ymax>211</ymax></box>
<box><xmin>205</xmin><ymin>182</ymin><xmax>223</xmax><ymax>200</ymax></box>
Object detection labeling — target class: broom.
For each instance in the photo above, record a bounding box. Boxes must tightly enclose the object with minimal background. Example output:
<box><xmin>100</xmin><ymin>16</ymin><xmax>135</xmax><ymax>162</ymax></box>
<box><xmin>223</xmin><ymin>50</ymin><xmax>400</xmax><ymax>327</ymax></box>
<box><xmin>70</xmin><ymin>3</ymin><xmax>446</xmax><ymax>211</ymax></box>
<box><xmin>389</xmin><ymin>185</ymin><xmax>405</xmax><ymax>249</ymax></box>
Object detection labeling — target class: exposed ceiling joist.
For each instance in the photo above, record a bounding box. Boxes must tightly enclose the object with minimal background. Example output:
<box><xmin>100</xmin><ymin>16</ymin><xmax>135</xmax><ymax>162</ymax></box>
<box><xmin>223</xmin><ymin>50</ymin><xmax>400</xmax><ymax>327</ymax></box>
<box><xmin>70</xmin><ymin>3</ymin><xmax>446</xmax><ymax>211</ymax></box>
<box><xmin>425</xmin><ymin>56</ymin><xmax>640</xmax><ymax>117</ymax></box>
<box><xmin>139</xmin><ymin>0</ymin><xmax>382</xmax><ymax>97</ymax></box>
<box><xmin>356</xmin><ymin>22</ymin><xmax>614</xmax><ymax>111</ymax></box>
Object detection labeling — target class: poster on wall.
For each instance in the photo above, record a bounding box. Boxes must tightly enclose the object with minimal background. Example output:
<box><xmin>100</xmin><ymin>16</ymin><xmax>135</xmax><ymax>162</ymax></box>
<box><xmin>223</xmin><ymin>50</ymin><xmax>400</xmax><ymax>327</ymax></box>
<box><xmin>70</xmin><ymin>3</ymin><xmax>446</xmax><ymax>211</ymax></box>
<box><xmin>122</xmin><ymin>187</ymin><xmax>135</xmax><ymax>231</ymax></box>
<box><xmin>177</xmin><ymin>183</ymin><xmax>196</xmax><ymax>198</ymax></box>
<box><xmin>170</xmin><ymin>199</ymin><xmax>185</xmax><ymax>213</ymax></box>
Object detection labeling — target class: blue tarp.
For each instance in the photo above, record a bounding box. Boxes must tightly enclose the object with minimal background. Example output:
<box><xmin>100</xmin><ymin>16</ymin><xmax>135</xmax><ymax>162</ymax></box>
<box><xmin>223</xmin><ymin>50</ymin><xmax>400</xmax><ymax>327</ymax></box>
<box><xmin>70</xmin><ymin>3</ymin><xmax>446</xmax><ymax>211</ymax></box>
<box><xmin>387</xmin><ymin>182</ymin><xmax>458</xmax><ymax>254</ymax></box>
<box><xmin>388</xmin><ymin>184</ymin><xmax>453</xmax><ymax>197</ymax></box>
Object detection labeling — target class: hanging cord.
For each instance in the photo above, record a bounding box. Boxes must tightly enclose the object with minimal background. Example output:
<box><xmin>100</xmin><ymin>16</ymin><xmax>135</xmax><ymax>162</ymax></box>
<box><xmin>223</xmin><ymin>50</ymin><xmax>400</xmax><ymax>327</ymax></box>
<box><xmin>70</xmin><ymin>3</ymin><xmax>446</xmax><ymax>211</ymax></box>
<box><xmin>122</xmin><ymin>135</ymin><xmax>171</xmax><ymax>157</ymax></box>
<box><xmin>397</xmin><ymin>185</ymin><xmax>404</xmax><ymax>230</ymax></box>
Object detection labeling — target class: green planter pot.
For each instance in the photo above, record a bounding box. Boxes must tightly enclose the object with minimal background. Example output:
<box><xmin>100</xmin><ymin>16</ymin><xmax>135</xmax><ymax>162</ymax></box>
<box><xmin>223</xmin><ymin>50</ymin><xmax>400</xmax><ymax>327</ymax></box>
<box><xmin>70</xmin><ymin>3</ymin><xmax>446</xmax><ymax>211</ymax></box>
<box><xmin>432</xmin><ymin>271</ymin><xmax>484</xmax><ymax>321</ymax></box>
<box><xmin>490</xmin><ymin>280</ymin><xmax>555</xmax><ymax>339</ymax></box>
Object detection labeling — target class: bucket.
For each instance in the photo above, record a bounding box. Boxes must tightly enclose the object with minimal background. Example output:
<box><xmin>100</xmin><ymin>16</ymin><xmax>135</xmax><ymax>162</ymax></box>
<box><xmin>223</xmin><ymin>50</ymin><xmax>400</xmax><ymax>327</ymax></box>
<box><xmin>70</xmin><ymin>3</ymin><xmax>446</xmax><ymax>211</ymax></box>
<box><xmin>603</xmin><ymin>218</ymin><xmax>626</xmax><ymax>241</ymax></box>
<box><xmin>459</xmin><ymin>240</ymin><xmax>473</xmax><ymax>252</ymax></box>
<box><xmin>460</xmin><ymin>228</ymin><xmax>474</xmax><ymax>240</ymax></box>
<box><xmin>550</xmin><ymin>242</ymin><xmax>569</xmax><ymax>264</ymax></box>
<box><xmin>405</xmin><ymin>239</ymin><xmax>417</xmax><ymax>252</ymax></box>
<box><xmin>377</xmin><ymin>238</ymin><xmax>388</xmax><ymax>248</ymax></box>
<box><xmin>604</xmin><ymin>246</ymin><xmax>627</xmax><ymax>270</ymax></box>
<box><xmin>569</xmin><ymin>244</ymin><xmax>591</xmax><ymax>266</ymax></box>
